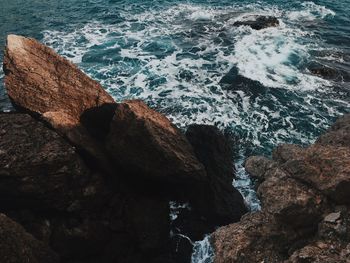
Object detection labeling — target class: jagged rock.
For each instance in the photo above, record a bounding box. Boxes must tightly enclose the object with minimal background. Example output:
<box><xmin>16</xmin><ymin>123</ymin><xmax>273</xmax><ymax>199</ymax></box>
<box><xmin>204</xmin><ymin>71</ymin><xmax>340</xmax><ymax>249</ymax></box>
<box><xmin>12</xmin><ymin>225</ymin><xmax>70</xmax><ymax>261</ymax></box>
<box><xmin>212</xmin><ymin>212</ymin><xmax>298</xmax><ymax>263</ymax></box>
<box><xmin>245</xmin><ymin>156</ymin><xmax>277</xmax><ymax>186</ymax></box>
<box><xmin>213</xmin><ymin>114</ymin><xmax>350</xmax><ymax>263</ymax></box>
<box><xmin>185</xmin><ymin>124</ymin><xmax>247</xmax><ymax>224</ymax></box>
<box><xmin>0</xmin><ymin>113</ymin><xmax>97</xmax><ymax>211</ymax></box>
<box><xmin>0</xmin><ymin>213</ymin><xmax>59</xmax><ymax>263</ymax></box>
<box><xmin>106</xmin><ymin>100</ymin><xmax>206</xmax><ymax>184</ymax></box>
<box><xmin>258</xmin><ymin>175</ymin><xmax>324</xmax><ymax>227</ymax></box>
<box><xmin>281</xmin><ymin>144</ymin><xmax>350</xmax><ymax>205</ymax></box>
<box><xmin>233</xmin><ymin>15</ymin><xmax>279</xmax><ymax>30</ymax></box>
<box><xmin>317</xmin><ymin>114</ymin><xmax>350</xmax><ymax>147</ymax></box>
<box><xmin>3</xmin><ymin>34</ymin><xmax>116</xmax><ymax>170</ymax></box>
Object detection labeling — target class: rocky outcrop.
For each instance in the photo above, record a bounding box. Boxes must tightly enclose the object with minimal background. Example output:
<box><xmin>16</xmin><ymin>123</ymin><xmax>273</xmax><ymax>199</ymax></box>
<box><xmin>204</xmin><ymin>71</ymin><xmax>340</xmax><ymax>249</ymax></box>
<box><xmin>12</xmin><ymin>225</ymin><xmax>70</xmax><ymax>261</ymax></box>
<box><xmin>0</xmin><ymin>213</ymin><xmax>59</xmax><ymax>263</ymax></box>
<box><xmin>3</xmin><ymin>34</ymin><xmax>116</xmax><ymax>170</ymax></box>
<box><xmin>106</xmin><ymin>100</ymin><xmax>206</xmax><ymax>184</ymax></box>
<box><xmin>213</xmin><ymin>113</ymin><xmax>350</xmax><ymax>263</ymax></box>
<box><xmin>233</xmin><ymin>15</ymin><xmax>279</xmax><ymax>30</ymax></box>
<box><xmin>2</xmin><ymin>35</ymin><xmax>247</xmax><ymax>263</ymax></box>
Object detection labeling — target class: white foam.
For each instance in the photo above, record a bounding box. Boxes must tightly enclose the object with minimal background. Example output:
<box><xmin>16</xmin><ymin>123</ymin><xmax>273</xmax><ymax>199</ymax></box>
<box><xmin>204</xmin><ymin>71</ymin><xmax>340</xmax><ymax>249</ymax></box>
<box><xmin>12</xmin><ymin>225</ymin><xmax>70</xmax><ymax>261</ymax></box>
<box><xmin>287</xmin><ymin>1</ymin><xmax>335</xmax><ymax>21</ymax></box>
<box><xmin>191</xmin><ymin>235</ymin><xmax>214</xmax><ymax>263</ymax></box>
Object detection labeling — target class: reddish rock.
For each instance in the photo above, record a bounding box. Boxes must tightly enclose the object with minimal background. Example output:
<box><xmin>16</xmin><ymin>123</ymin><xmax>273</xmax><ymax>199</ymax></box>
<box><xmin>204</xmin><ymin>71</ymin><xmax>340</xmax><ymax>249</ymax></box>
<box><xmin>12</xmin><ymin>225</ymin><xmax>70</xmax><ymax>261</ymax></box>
<box><xmin>212</xmin><ymin>212</ymin><xmax>298</xmax><ymax>263</ymax></box>
<box><xmin>3</xmin><ymin>34</ymin><xmax>116</xmax><ymax>167</ymax></box>
<box><xmin>106</xmin><ymin>100</ymin><xmax>206</xmax><ymax>183</ymax></box>
<box><xmin>0</xmin><ymin>213</ymin><xmax>59</xmax><ymax>263</ymax></box>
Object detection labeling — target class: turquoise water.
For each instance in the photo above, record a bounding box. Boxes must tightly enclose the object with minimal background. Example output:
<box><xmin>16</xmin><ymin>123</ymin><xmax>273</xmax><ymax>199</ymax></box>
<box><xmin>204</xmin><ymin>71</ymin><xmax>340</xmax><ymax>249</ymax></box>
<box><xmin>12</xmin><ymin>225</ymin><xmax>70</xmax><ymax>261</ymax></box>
<box><xmin>0</xmin><ymin>0</ymin><xmax>349</xmax><ymax>208</ymax></box>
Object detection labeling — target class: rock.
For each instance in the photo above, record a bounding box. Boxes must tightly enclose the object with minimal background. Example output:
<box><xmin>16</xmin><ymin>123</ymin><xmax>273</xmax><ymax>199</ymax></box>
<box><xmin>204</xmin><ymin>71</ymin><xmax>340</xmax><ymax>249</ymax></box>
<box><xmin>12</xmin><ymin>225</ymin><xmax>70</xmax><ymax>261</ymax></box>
<box><xmin>272</xmin><ymin>144</ymin><xmax>305</xmax><ymax>164</ymax></box>
<box><xmin>245</xmin><ymin>156</ymin><xmax>277</xmax><ymax>186</ymax></box>
<box><xmin>185</xmin><ymin>124</ymin><xmax>247</xmax><ymax>225</ymax></box>
<box><xmin>0</xmin><ymin>213</ymin><xmax>59</xmax><ymax>263</ymax></box>
<box><xmin>3</xmin><ymin>35</ymin><xmax>116</xmax><ymax>170</ymax></box>
<box><xmin>257</xmin><ymin>175</ymin><xmax>324</xmax><ymax>228</ymax></box>
<box><xmin>212</xmin><ymin>212</ymin><xmax>298</xmax><ymax>263</ymax></box>
<box><xmin>233</xmin><ymin>15</ymin><xmax>279</xmax><ymax>30</ymax></box>
<box><xmin>324</xmin><ymin>212</ymin><xmax>341</xmax><ymax>223</ymax></box>
<box><xmin>0</xmin><ymin>113</ymin><xmax>95</xmax><ymax>211</ymax></box>
<box><xmin>282</xmin><ymin>145</ymin><xmax>350</xmax><ymax>205</ymax></box>
<box><xmin>106</xmin><ymin>100</ymin><xmax>206</xmax><ymax>184</ymax></box>
<box><xmin>317</xmin><ymin>114</ymin><xmax>350</xmax><ymax>147</ymax></box>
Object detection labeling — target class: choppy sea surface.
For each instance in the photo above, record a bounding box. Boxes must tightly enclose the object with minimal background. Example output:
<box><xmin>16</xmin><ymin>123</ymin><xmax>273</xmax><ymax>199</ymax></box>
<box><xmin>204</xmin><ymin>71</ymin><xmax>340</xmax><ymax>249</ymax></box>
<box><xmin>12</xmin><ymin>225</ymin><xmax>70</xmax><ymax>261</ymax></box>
<box><xmin>1</xmin><ymin>0</ymin><xmax>349</xmax><ymax>261</ymax></box>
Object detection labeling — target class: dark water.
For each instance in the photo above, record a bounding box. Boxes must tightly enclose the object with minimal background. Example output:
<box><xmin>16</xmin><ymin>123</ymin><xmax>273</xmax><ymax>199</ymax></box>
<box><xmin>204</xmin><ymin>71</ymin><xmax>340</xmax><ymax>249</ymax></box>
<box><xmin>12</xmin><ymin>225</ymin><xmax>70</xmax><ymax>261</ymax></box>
<box><xmin>1</xmin><ymin>0</ymin><xmax>350</xmax><ymax>209</ymax></box>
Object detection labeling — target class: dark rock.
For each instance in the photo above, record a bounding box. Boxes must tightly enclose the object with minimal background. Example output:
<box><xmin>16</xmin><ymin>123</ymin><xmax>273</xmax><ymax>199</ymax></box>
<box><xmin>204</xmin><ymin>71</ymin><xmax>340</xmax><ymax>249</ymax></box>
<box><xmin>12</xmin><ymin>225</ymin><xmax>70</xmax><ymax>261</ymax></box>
<box><xmin>233</xmin><ymin>15</ymin><xmax>279</xmax><ymax>30</ymax></box>
<box><xmin>106</xmin><ymin>100</ymin><xmax>206</xmax><ymax>184</ymax></box>
<box><xmin>185</xmin><ymin>124</ymin><xmax>247</xmax><ymax>225</ymax></box>
<box><xmin>0</xmin><ymin>213</ymin><xmax>59</xmax><ymax>263</ymax></box>
<box><xmin>0</xmin><ymin>113</ymin><xmax>95</xmax><ymax>211</ymax></box>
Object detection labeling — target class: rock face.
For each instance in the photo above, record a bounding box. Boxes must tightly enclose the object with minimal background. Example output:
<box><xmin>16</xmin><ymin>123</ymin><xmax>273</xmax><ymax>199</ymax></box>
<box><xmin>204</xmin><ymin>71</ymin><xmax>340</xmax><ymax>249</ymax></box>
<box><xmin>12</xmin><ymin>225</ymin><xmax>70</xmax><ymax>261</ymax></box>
<box><xmin>3</xmin><ymin>34</ymin><xmax>116</xmax><ymax>169</ymax></box>
<box><xmin>0</xmin><ymin>113</ymin><xmax>94</xmax><ymax>211</ymax></box>
<box><xmin>106</xmin><ymin>100</ymin><xmax>206</xmax><ymax>183</ymax></box>
<box><xmin>185</xmin><ymin>125</ymin><xmax>247</xmax><ymax>224</ymax></box>
<box><xmin>233</xmin><ymin>15</ymin><xmax>279</xmax><ymax>30</ymax></box>
<box><xmin>213</xmin><ymin>113</ymin><xmax>350</xmax><ymax>263</ymax></box>
<box><xmin>0</xmin><ymin>213</ymin><xmax>59</xmax><ymax>263</ymax></box>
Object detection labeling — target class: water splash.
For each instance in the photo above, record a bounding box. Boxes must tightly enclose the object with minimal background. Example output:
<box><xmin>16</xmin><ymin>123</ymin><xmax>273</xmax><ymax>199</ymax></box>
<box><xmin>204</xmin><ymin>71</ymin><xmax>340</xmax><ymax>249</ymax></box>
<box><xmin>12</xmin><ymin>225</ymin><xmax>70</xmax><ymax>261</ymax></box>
<box><xmin>191</xmin><ymin>235</ymin><xmax>214</xmax><ymax>263</ymax></box>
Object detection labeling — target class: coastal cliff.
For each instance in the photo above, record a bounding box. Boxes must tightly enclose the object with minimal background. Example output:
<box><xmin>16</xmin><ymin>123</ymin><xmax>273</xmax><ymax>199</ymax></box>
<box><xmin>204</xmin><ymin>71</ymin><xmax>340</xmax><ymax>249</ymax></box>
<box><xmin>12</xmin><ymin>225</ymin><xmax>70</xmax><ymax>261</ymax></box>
<box><xmin>1</xmin><ymin>35</ymin><xmax>246</xmax><ymax>263</ymax></box>
<box><xmin>1</xmin><ymin>34</ymin><xmax>349</xmax><ymax>263</ymax></box>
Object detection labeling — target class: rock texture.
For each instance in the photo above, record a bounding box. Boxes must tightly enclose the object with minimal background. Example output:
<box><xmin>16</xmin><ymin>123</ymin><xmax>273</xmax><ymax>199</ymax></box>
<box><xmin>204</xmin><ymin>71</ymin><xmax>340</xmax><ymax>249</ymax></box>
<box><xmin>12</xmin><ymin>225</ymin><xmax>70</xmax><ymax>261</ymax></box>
<box><xmin>3</xmin><ymin>34</ymin><xmax>116</xmax><ymax>169</ymax></box>
<box><xmin>2</xmin><ymin>35</ymin><xmax>247</xmax><ymax>263</ymax></box>
<box><xmin>106</xmin><ymin>100</ymin><xmax>206</xmax><ymax>183</ymax></box>
<box><xmin>0</xmin><ymin>113</ymin><xmax>94</xmax><ymax>211</ymax></box>
<box><xmin>233</xmin><ymin>15</ymin><xmax>279</xmax><ymax>30</ymax></box>
<box><xmin>213</xmin><ymin>113</ymin><xmax>350</xmax><ymax>263</ymax></box>
<box><xmin>0</xmin><ymin>213</ymin><xmax>59</xmax><ymax>263</ymax></box>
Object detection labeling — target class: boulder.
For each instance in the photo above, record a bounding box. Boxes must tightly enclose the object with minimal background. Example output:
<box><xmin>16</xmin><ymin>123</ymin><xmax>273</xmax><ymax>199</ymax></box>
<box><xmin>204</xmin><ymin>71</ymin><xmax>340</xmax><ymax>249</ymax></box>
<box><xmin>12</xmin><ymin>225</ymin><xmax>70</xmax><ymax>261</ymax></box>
<box><xmin>106</xmin><ymin>100</ymin><xmax>206</xmax><ymax>184</ymax></box>
<box><xmin>0</xmin><ymin>213</ymin><xmax>59</xmax><ymax>263</ymax></box>
<box><xmin>3</xmin><ymin>35</ymin><xmax>116</xmax><ymax>169</ymax></box>
<box><xmin>212</xmin><ymin>212</ymin><xmax>298</xmax><ymax>263</ymax></box>
<box><xmin>233</xmin><ymin>15</ymin><xmax>279</xmax><ymax>30</ymax></box>
<box><xmin>185</xmin><ymin>124</ymin><xmax>247</xmax><ymax>224</ymax></box>
<box><xmin>0</xmin><ymin>113</ymin><xmax>98</xmax><ymax>211</ymax></box>
<box><xmin>245</xmin><ymin>155</ymin><xmax>277</xmax><ymax>186</ymax></box>
<box><xmin>281</xmin><ymin>145</ymin><xmax>350</xmax><ymax>205</ymax></box>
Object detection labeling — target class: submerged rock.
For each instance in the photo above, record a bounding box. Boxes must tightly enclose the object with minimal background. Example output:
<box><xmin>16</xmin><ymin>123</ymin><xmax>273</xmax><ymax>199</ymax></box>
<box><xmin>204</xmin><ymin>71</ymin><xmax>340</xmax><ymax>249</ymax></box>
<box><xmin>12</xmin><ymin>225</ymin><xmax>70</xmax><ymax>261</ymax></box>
<box><xmin>0</xmin><ymin>213</ymin><xmax>59</xmax><ymax>263</ymax></box>
<box><xmin>106</xmin><ymin>100</ymin><xmax>206</xmax><ymax>184</ymax></box>
<box><xmin>233</xmin><ymin>15</ymin><xmax>279</xmax><ymax>30</ymax></box>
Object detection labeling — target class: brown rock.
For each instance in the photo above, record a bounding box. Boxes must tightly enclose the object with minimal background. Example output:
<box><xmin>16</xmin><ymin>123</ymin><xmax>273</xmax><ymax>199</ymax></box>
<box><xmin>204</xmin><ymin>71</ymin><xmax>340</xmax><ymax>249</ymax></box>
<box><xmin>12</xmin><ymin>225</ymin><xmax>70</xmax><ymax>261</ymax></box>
<box><xmin>0</xmin><ymin>213</ymin><xmax>59</xmax><ymax>263</ymax></box>
<box><xmin>0</xmin><ymin>113</ymin><xmax>95</xmax><ymax>211</ymax></box>
<box><xmin>282</xmin><ymin>145</ymin><xmax>350</xmax><ymax>205</ymax></box>
<box><xmin>245</xmin><ymin>155</ymin><xmax>277</xmax><ymax>186</ymax></box>
<box><xmin>106</xmin><ymin>100</ymin><xmax>206</xmax><ymax>183</ymax></box>
<box><xmin>212</xmin><ymin>212</ymin><xmax>298</xmax><ymax>263</ymax></box>
<box><xmin>3</xmin><ymin>35</ymin><xmax>116</xmax><ymax>169</ymax></box>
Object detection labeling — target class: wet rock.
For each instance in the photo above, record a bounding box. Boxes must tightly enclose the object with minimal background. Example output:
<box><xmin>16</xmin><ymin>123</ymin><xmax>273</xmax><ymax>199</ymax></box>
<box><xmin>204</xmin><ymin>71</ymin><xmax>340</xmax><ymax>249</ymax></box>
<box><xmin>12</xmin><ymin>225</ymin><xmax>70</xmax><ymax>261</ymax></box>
<box><xmin>0</xmin><ymin>213</ymin><xmax>59</xmax><ymax>263</ymax></box>
<box><xmin>185</xmin><ymin>124</ymin><xmax>247</xmax><ymax>225</ymax></box>
<box><xmin>106</xmin><ymin>100</ymin><xmax>206</xmax><ymax>184</ymax></box>
<box><xmin>0</xmin><ymin>113</ymin><xmax>94</xmax><ymax>211</ymax></box>
<box><xmin>317</xmin><ymin>114</ymin><xmax>350</xmax><ymax>147</ymax></box>
<box><xmin>233</xmin><ymin>15</ymin><xmax>279</xmax><ymax>30</ymax></box>
<box><xmin>3</xmin><ymin>34</ymin><xmax>116</xmax><ymax>170</ymax></box>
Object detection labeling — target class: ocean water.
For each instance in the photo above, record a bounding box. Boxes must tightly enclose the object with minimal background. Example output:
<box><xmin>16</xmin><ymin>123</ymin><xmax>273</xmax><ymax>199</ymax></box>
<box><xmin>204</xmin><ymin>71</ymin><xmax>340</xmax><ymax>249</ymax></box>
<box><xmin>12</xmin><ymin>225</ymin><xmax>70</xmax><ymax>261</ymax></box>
<box><xmin>0</xmin><ymin>0</ymin><xmax>349</xmax><ymax>261</ymax></box>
